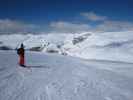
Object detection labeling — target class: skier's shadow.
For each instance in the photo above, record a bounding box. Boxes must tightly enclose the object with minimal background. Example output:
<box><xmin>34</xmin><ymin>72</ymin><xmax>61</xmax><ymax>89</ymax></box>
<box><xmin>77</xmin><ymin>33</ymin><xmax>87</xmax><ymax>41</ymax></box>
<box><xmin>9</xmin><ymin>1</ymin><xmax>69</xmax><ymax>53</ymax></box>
<box><xmin>26</xmin><ymin>65</ymin><xmax>50</xmax><ymax>69</ymax></box>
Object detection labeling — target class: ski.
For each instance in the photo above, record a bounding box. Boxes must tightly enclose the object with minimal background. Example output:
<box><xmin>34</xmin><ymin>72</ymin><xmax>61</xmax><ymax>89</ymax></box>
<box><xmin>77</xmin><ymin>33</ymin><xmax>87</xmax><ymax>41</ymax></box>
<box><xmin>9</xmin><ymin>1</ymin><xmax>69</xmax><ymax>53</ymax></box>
<box><xmin>19</xmin><ymin>65</ymin><xmax>50</xmax><ymax>69</ymax></box>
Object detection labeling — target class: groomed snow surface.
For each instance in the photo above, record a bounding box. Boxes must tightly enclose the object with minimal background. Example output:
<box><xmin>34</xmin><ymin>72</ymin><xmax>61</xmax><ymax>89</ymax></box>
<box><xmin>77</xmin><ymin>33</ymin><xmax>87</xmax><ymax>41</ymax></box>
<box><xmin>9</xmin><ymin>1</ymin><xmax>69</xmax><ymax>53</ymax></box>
<box><xmin>0</xmin><ymin>51</ymin><xmax>133</xmax><ymax>100</ymax></box>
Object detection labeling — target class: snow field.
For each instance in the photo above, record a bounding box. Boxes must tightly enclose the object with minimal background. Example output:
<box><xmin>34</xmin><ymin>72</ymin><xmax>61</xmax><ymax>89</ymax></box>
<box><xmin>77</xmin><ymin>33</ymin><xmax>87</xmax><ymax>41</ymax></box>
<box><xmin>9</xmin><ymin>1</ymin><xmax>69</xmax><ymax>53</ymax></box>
<box><xmin>0</xmin><ymin>51</ymin><xmax>133</xmax><ymax>100</ymax></box>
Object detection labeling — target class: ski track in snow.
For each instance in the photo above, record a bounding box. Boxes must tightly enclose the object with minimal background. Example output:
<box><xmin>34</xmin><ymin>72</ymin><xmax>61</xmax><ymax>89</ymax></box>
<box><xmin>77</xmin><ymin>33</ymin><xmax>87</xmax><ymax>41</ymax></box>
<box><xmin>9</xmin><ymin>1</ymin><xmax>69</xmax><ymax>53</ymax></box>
<box><xmin>0</xmin><ymin>51</ymin><xmax>133</xmax><ymax>100</ymax></box>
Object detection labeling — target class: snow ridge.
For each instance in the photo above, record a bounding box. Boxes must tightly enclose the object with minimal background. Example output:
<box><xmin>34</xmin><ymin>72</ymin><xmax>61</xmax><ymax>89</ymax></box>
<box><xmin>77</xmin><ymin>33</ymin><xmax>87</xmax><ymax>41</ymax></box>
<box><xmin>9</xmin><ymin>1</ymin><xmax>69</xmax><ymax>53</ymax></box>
<box><xmin>1</xmin><ymin>31</ymin><xmax>133</xmax><ymax>62</ymax></box>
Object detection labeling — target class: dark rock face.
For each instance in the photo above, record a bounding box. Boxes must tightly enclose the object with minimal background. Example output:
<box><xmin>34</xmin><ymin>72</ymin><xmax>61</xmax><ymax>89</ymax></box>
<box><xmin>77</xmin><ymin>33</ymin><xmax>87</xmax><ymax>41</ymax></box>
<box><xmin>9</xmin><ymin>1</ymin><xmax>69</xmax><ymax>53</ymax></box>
<box><xmin>46</xmin><ymin>49</ymin><xmax>59</xmax><ymax>53</ymax></box>
<box><xmin>29</xmin><ymin>46</ymin><xmax>44</xmax><ymax>52</ymax></box>
<box><xmin>72</xmin><ymin>33</ymin><xmax>91</xmax><ymax>45</ymax></box>
<box><xmin>0</xmin><ymin>46</ymin><xmax>12</xmax><ymax>50</ymax></box>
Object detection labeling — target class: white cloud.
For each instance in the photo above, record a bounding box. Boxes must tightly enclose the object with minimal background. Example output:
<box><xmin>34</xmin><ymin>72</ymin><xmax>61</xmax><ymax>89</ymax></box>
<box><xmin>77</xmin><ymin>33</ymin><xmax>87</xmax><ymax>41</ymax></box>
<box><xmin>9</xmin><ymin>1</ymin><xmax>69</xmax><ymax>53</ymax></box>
<box><xmin>80</xmin><ymin>11</ymin><xmax>133</xmax><ymax>32</ymax></box>
<box><xmin>95</xmin><ymin>20</ymin><xmax>133</xmax><ymax>32</ymax></box>
<box><xmin>50</xmin><ymin>21</ymin><xmax>92</xmax><ymax>33</ymax></box>
<box><xmin>81</xmin><ymin>12</ymin><xmax>107</xmax><ymax>21</ymax></box>
<box><xmin>50</xmin><ymin>20</ymin><xmax>133</xmax><ymax>33</ymax></box>
<box><xmin>1</xmin><ymin>15</ymin><xmax>133</xmax><ymax>35</ymax></box>
<box><xmin>0</xmin><ymin>19</ymin><xmax>39</xmax><ymax>34</ymax></box>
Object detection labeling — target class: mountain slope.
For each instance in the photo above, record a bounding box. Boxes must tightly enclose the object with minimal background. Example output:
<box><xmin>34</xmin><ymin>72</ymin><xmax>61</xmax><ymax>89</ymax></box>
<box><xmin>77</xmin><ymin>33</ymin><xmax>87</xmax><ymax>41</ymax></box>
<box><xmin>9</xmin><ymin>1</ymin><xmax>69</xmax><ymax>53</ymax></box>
<box><xmin>0</xmin><ymin>31</ymin><xmax>133</xmax><ymax>62</ymax></box>
<box><xmin>62</xmin><ymin>31</ymin><xmax>133</xmax><ymax>62</ymax></box>
<box><xmin>0</xmin><ymin>51</ymin><xmax>133</xmax><ymax>100</ymax></box>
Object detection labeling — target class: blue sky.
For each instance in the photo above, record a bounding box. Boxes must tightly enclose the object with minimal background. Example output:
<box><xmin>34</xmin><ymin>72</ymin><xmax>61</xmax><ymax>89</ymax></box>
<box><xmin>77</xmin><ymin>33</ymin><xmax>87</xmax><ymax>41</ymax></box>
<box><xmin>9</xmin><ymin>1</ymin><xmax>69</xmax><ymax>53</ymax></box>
<box><xmin>0</xmin><ymin>0</ymin><xmax>133</xmax><ymax>34</ymax></box>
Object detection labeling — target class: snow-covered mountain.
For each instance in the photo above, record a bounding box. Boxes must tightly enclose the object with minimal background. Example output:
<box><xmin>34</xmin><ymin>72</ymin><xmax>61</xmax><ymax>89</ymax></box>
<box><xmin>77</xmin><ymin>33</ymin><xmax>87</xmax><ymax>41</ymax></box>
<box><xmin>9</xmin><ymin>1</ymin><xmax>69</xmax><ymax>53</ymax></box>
<box><xmin>1</xmin><ymin>31</ymin><xmax>133</xmax><ymax>100</ymax></box>
<box><xmin>0</xmin><ymin>31</ymin><xmax>133</xmax><ymax>62</ymax></box>
<box><xmin>62</xmin><ymin>31</ymin><xmax>133</xmax><ymax>62</ymax></box>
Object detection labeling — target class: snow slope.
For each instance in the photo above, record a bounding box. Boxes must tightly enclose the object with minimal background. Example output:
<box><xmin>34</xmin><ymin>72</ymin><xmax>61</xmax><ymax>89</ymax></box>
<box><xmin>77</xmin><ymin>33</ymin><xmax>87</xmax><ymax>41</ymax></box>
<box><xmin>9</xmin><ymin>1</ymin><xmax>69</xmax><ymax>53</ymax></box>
<box><xmin>1</xmin><ymin>31</ymin><xmax>133</xmax><ymax>62</ymax></box>
<box><xmin>0</xmin><ymin>51</ymin><xmax>133</xmax><ymax>100</ymax></box>
<box><xmin>62</xmin><ymin>31</ymin><xmax>133</xmax><ymax>62</ymax></box>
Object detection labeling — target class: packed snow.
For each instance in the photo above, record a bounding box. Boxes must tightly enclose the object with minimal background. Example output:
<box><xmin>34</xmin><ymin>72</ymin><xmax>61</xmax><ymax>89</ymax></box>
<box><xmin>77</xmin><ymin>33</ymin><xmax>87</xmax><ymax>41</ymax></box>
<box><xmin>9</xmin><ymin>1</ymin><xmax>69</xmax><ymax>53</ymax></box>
<box><xmin>1</xmin><ymin>31</ymin><xmax>133</xmax><ymax>100</ymax></box>
<box><xmin>0</xmin><ymin>51</ymin><xmax>133</xmax><ymax>100</ymax></box>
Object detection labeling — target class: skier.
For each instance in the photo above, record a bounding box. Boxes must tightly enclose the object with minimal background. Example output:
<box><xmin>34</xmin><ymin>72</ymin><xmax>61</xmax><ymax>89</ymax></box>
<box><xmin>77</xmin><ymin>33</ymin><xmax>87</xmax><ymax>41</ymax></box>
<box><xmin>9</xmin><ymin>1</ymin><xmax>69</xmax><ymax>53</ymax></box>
<box><xmin>17</xmin><ymin>43</ymin><xmax>25</xmax><ymax>67</ymax></box>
